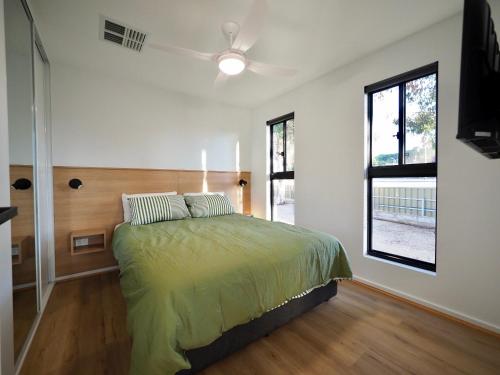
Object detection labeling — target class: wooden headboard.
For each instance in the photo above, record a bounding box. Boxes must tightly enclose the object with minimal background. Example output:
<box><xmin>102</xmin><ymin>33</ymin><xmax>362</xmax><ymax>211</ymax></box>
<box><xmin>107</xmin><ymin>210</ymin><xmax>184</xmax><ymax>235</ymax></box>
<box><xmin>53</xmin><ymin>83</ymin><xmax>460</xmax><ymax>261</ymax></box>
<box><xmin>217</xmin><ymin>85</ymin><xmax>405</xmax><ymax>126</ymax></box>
<box><xmin>11</xmin><ymin>165</ymin><xmax>250</xmax><ymax>278</ymax></box>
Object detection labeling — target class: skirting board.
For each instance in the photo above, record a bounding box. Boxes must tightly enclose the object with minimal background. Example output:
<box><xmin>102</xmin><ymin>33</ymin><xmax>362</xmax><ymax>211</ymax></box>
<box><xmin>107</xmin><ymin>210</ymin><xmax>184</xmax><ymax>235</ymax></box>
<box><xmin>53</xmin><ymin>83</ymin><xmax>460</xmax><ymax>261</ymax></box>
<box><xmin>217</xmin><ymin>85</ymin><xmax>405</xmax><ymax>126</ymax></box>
<box><xmin>13</xmin><ymin>282</ymin><xmax>36</xmax><ymax>291</ymax></box>
<box><xmin>353</xmin><ymin>275</ymin><xmax>500</xmax><ymax>336</ymax></box>
<box><xmin>55</xmin><ymin>266</ymin><xmax>119</xmax><ymax>282</ymax></box>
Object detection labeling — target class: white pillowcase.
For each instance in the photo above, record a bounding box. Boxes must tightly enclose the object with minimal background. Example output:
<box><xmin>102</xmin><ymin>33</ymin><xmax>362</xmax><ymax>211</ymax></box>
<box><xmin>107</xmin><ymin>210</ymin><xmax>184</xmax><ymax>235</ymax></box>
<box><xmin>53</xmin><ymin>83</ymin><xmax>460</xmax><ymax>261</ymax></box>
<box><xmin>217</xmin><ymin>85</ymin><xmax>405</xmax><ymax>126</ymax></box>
<box><xmin>122</xmin><ymin>192</ymin><xmax>177</xmax><ymax>222</ymax></box>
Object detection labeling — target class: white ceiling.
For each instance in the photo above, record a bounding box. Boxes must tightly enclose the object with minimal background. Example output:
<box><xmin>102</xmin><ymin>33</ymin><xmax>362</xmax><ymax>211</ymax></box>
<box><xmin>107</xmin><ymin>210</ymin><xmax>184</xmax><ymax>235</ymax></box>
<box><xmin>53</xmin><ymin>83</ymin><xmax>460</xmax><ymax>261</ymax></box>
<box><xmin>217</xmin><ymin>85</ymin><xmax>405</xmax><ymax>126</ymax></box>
<box><xmin>32</xmin><ymin>0</ymin><xmax>462</xmax><ymax>108</ymax></box>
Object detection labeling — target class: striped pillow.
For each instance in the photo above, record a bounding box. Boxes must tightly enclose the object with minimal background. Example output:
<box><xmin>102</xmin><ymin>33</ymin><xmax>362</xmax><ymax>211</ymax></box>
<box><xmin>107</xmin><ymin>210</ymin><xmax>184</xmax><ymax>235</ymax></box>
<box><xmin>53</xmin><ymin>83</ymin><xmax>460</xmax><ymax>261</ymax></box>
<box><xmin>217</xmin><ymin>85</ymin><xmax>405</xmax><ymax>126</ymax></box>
<box><xmin>128</xmin><ymin>194</ymin><xmax>190</xmax><ymax>225</ymax></box>
<box><xmin>122</xmin><ymin>192</ymin><xmax>177</xmax><ymax>222</ymax></box>
<box><xmin>184</xmin><ymin>194</ymin><xmax>234</xmax><ymax>218</ymax></box>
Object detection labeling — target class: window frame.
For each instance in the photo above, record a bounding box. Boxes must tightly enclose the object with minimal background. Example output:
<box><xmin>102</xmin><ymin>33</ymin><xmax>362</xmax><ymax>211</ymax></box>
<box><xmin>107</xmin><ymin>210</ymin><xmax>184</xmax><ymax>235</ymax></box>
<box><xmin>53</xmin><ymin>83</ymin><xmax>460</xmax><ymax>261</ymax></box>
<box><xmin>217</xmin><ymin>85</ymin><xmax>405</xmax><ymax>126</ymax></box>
<box><xmin>268</xmin><ymin>112</ymin><xmax>295</xmax><ymax>222</ymax></box>
<box><xmin>365</xmin><ymin>62</ymin><xmax>438</xmax><ymax>272</ymax></box>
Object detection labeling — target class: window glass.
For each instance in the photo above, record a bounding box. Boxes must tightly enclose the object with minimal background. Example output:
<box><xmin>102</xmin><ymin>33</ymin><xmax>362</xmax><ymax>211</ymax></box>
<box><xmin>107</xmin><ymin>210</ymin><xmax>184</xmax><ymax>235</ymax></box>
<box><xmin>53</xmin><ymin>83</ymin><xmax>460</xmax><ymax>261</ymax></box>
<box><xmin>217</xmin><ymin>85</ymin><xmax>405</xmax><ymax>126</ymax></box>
<box><xmin>405</xmin><ymin>74</ymin><xmax>437</xmax><ymax>164</ymax></box>
<box><xmin>272</xmin><ymin>123</ymin><xmax>284</xmax><ymax>173</ymax></box>
<box><xmin>367</xmin><ymin>65</ymin><xmax>437</xmax><ymax>271</ymax></box>
<box><xmin>372</xmin><ymin>86</ymin><xmax>400</xmax><ymax>166</ymax></box>
<box><xmin>371</xmin><ymin>177</ymin><xmax>436</xmax><ymax>264</ymax></box>
<box><xmin>272</xmin><ymin>179</ymin><xmax>295</xmax><ymax>225</ymax></box>
<box><xmin>285</xmin><ymin>119</ymin><xmax>294</xmax><ymax>171</ymax></box>
<box><xmin>269</xmin><ymin>114</ymin><xmax>294</xmax><ymax>224</ymax></box>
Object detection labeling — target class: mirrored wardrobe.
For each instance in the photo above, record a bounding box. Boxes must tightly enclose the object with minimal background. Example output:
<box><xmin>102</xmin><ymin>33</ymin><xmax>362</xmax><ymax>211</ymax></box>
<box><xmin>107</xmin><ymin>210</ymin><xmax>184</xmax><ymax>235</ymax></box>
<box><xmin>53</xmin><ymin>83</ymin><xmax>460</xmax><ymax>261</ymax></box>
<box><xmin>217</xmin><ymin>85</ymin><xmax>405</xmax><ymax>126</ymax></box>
<box><xmin>4</xmin><ymin>0</ymin><xmax>54</xmax><ymax>367</ymax></box>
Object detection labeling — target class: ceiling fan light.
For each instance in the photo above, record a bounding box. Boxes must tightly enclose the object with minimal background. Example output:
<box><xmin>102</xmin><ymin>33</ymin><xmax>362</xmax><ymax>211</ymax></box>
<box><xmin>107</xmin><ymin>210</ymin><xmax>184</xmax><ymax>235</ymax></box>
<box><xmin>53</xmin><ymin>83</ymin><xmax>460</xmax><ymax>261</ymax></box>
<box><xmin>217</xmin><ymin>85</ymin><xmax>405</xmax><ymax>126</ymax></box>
<box><xmin>218</xmin><ymin>53</ymin><xmax>246</xmax><ymax>76</ymax></box>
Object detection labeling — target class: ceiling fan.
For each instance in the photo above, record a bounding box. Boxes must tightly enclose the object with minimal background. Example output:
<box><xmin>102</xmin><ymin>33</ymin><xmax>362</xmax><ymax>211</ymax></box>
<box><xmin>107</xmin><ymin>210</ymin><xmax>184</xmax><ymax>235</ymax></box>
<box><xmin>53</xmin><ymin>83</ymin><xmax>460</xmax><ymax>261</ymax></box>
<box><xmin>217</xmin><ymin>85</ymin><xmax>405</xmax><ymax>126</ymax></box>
<box><xmin>147</xmin><ymin>0</ymin><xmax>297</xmax><ymax>86</ymax></box>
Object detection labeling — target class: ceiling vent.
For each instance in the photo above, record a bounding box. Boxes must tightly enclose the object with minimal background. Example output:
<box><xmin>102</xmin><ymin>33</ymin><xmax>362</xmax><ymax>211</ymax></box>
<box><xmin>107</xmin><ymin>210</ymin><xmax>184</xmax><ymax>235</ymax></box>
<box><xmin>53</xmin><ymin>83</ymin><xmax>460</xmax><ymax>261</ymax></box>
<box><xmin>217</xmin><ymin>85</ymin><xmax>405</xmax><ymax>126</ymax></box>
<box><xmin>100</xmin><ymin>16</ymin><xmax>147</xmax><ymax>52</ymax></box>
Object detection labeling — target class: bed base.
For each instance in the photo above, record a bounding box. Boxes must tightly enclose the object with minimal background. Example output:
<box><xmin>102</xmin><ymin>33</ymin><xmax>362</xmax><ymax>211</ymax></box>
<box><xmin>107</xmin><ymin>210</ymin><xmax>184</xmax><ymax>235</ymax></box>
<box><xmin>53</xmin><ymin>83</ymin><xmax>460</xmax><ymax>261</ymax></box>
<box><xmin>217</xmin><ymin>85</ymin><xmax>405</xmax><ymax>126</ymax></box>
<box><xmin>177</xmin><ymin>280</ymin><xmax>338</xmax><ymax>374</ymax></box>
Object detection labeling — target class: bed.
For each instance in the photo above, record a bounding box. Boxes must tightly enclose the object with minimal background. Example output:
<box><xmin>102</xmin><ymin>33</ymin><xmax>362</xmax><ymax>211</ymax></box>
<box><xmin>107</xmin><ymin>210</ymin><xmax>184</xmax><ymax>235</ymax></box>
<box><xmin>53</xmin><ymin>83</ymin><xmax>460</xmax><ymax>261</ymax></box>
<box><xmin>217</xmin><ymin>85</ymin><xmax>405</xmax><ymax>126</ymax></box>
<box><xmin>112</xmin><ymin>214</ymin><xmax>352</xmax><ymax>375</ymax></box>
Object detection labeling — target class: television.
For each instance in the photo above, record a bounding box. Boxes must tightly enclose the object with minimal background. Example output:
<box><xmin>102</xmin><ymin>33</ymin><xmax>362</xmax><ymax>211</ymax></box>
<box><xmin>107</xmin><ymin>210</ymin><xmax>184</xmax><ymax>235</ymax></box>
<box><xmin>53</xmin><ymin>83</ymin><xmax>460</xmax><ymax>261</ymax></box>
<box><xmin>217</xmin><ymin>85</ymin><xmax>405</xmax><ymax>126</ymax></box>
<box><xmin>457</xmin><ymin>0</ymin><xmax>500</xmax><ymax>158</ymax></box>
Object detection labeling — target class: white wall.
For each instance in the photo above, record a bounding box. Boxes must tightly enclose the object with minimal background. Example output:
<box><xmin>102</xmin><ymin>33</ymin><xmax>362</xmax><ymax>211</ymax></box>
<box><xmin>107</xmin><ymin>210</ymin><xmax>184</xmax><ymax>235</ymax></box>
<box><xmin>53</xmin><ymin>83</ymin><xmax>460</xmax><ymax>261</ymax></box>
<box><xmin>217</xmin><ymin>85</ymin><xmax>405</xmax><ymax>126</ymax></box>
<box><xmin>51</xmin><ymin>62</ymin><xmax>252</xmax><ymax>172</ymax></box>
<box><xmin>251</xmin><ymin>15</ymin><xmax>500</xmax><ymax>332</ymax></box>
<box><xmin>6</xmin><ymin>49</ymin><xmax>33</xmax><ymax>166</ymax></box>
<box><xmin>0</xmin><ymin>0</ymin><xmax>15</xmax><ymax>372</ymax></box>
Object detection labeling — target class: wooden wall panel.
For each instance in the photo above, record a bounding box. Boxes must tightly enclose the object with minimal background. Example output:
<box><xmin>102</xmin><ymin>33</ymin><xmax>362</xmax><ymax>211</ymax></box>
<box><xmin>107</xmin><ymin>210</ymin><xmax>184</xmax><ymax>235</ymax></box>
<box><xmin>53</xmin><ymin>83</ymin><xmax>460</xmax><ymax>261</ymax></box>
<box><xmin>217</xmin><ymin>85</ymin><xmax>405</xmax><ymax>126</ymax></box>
<box><xmin>53</xmin><ymin>166</ymin><xmax>251</xmax><ymax>277</ymax></box>
<box><xmin>10</xmin><ymin>166</ymin><xmax>35</xmax><ymax>239</ymax></box>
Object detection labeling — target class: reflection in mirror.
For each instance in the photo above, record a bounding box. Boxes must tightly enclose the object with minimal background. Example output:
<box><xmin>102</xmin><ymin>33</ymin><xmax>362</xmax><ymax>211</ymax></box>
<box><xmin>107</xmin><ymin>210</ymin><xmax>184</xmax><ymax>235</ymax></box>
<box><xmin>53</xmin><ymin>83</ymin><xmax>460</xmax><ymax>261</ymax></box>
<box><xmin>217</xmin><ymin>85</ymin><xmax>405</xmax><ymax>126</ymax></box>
<box><xmin>34</xmin><ymin>44</ymin><xmax>52</xmax><ymax>300</ymax></box>
<box><xmin>5</xmin><ymin>0</ymin><xmax>38</xmax><ymax>362</ymax></box>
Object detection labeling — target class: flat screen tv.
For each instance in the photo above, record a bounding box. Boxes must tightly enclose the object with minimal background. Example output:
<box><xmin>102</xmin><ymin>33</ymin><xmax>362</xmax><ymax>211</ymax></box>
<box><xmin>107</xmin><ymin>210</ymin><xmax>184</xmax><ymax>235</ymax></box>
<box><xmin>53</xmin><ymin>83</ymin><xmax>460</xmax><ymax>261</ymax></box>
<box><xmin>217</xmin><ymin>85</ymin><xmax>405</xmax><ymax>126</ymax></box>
<box><xmin>458</xmin><ymin>0</ymin><xmax>500</xmax><ymax>158</ymax></box>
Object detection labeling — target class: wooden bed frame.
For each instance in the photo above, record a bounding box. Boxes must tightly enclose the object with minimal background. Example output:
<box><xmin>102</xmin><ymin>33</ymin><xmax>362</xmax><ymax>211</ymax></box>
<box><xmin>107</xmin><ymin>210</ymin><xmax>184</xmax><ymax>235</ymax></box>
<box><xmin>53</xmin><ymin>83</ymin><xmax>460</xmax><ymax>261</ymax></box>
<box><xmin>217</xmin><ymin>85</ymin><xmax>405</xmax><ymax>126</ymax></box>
<box><xmin>176</xmin><ymin>280</ymin><xmax>338</xmax><ymax>374</ymax></box>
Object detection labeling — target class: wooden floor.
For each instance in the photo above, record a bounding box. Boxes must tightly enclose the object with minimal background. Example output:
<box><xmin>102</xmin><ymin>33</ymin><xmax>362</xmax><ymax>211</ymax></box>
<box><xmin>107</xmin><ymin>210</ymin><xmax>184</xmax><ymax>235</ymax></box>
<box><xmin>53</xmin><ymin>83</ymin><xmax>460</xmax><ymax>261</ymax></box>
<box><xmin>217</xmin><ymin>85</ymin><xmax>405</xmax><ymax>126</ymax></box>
<box><xmin>21</xmin><ymin>272</ymin><xmax>500</xmax><ymax>375</ymax></box>
<box><xmin>13</xmin><ymin>287</ymin><xmax>37</xmax><ymax>361</ymax></box>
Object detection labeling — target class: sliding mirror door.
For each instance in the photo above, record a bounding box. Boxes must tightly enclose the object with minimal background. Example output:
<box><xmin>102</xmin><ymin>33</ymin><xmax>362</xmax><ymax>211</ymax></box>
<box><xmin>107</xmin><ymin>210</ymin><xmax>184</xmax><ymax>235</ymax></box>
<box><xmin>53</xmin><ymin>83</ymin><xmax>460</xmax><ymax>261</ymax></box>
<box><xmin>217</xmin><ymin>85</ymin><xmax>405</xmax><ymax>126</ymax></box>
<box><xmin>34</xmin><ymin>39</ymin><xmax>53</xmax><ymax>302</ymax></box>
<box><xmin>5</xmin><ymin>0</ymin><xmax>38</xmax><ymax>362</ymax></box>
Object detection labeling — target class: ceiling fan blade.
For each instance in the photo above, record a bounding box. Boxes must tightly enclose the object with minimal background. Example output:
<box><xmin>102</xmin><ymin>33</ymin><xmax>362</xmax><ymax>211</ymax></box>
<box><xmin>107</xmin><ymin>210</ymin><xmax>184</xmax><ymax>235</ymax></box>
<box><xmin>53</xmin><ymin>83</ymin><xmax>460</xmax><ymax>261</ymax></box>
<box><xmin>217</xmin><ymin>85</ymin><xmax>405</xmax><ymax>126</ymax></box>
<box><xmin>214</xmin><ymin>71</ymin><xmax>229</xmax><ymax>88</ymax></box>
<box><xmin>232</xmin><ymin>0</ymin><xmax>268</xmax><ymax>52</ymax></box>
<box><xmin>148</xmin><ymin>43</ymin><xmax>216</xmax><ymax>62</ymax></box>
<box><xmin>246</xmin><ymin>60</ymin><xmax>297</xmax><ymax>77</ymax></box>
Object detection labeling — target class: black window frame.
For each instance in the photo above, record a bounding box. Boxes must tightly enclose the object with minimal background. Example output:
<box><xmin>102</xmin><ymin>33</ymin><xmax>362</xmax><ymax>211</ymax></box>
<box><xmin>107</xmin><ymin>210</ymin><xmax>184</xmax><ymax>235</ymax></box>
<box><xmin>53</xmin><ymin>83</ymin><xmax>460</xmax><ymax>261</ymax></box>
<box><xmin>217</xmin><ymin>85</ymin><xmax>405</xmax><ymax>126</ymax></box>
<box><xmin>365</xmin><ymin>62</ymin><xmax>438</xmax><ymax>272</ymax></box>
<box><xmin>268</xmin><ymin>112</ymin><xmax>295</xmax><ymax>222</ymax></box>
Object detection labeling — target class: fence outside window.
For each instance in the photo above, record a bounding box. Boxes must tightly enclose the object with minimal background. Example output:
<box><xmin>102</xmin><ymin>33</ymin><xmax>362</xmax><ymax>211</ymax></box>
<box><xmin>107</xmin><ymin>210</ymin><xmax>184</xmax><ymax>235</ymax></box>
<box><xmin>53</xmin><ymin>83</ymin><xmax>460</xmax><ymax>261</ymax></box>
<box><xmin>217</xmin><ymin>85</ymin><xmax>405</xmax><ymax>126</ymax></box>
<box><xmin>372</xmin><ymin>183</ymin><xmax>436</xmax><ymax>227</ymax></box>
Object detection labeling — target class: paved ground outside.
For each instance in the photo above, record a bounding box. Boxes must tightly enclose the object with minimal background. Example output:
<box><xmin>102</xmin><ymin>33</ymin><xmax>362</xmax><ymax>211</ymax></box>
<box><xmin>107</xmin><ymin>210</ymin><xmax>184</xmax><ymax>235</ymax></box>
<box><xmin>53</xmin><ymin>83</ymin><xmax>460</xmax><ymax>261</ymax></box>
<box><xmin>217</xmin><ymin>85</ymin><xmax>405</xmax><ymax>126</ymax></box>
<box><xmin>273</xmin><ymin>203</ymin><xmax>295</xmax><ymax>225</ymax></box>
<box><xmin>373</xmin><ymin>219</ymin><xmax>435</xmax><ymax>263</ymax></box>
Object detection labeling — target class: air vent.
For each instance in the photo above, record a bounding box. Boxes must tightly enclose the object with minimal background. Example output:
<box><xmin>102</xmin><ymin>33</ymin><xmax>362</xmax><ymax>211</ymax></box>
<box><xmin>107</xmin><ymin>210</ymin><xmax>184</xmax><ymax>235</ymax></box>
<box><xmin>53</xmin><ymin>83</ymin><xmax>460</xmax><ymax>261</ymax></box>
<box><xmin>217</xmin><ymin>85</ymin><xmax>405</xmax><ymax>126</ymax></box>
<box><xmin>100</xmin><ymin>17</ymin><xmax>147</xmax><ymax>52</ymax></box>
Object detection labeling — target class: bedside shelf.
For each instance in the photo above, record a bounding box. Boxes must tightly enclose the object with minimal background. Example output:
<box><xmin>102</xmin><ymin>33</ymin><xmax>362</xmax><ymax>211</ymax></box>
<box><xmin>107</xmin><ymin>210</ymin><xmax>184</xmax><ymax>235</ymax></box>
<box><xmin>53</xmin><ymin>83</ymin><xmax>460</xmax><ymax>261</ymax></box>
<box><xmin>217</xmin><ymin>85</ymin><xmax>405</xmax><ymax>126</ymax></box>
<box><xmin>11</xmin><ymin>236</ymin><xmax>34</xmax><ymax>265</ymax></box>
<box><xmin>11</xmin><ymin>237</ymin><xmax>25</xmax><ymax>265</ymax></box>
<box><xmin>70</xmin><ymin>229</ymin><xmax>106</xmax><ymax>256</ymax></box>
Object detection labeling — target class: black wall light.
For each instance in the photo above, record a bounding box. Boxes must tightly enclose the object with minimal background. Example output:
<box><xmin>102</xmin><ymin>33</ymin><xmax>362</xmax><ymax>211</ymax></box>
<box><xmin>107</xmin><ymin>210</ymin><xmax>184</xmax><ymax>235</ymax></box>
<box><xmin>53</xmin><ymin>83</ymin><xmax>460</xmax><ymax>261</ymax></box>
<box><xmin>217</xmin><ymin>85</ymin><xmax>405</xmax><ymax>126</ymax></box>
<box><xmin>69</xmin><ymin>178</ymin><xmax>83</xmax><ymax>189</ymax></box>
<box><xmin>239</xmin><ymin>179</ymin><xmax>248</xmax><ymax>187</ymax></box>
<box><xmin>11</xmin><ymin>178</ymin><xmax>32</xmax><ymax>190</ymax></box>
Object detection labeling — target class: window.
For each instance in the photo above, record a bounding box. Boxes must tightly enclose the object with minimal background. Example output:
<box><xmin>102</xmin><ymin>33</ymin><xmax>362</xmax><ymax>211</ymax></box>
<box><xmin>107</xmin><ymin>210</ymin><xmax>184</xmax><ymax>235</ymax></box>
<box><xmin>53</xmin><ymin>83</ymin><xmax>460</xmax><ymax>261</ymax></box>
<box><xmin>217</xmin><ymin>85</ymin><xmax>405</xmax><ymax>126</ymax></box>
<box><xmin>268</xmin><ymin>113</ymin><xmax>295</xmax><ymax>224</ymax></box>
<box><xmin>365</xmin><ymin>63</ymin><xmax>438</xmax><ymax>272</ymax></box>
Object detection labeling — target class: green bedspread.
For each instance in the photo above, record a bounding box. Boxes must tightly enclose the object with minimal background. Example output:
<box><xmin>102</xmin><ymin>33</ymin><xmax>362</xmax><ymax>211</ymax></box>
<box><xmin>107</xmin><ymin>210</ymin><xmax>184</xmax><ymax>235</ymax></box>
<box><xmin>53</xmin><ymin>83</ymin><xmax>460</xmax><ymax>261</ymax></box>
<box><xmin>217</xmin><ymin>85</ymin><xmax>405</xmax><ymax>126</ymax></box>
<box><xmin>112</xmin><ymin>214</ymin><xmax>352</xmax><ymax>375</ymax></box>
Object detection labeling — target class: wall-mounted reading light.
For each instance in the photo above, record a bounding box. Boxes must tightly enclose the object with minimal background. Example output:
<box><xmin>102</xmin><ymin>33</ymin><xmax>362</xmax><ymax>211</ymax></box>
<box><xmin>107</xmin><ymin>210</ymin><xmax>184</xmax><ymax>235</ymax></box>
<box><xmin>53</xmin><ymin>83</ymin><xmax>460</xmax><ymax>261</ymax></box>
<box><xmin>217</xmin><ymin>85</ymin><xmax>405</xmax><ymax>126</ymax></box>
<box><xmin>11</xmin><ymin>178</ymin><xmax>32</xmax><ymax>190</ymax></box>
<box><xmin>69</xmin><ymin>178</ymin><xmax>83</xmax><ymax>190</ymax></box>
<box><xmin>239</xmin><ymin>179</ymin><xmax>248</xmax><ymax>187</ymax></box>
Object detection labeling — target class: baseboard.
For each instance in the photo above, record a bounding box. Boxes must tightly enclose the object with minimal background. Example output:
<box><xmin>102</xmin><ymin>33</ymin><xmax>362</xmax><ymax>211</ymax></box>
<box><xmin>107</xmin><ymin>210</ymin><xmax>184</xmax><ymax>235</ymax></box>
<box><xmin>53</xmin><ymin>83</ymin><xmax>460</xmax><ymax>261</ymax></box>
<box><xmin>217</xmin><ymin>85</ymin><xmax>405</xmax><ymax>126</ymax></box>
<box><xmin>13</xmin><ymin>282</ymin><xmax>36</xmax><ymax>291</ymax></box>
<box><xmin>14</xmin><ymin>282</ymin><xmax>54</xmax><ymax>375</ymax></box>
<box><xmin>55</xmin><ymin>266</ymin><xmax>119</xmax><ymax>282</ymax></box>
<box><xmin>351</xmin><ymin>275</ymin><xmax>500</xmax><ymax>337</ymax></box>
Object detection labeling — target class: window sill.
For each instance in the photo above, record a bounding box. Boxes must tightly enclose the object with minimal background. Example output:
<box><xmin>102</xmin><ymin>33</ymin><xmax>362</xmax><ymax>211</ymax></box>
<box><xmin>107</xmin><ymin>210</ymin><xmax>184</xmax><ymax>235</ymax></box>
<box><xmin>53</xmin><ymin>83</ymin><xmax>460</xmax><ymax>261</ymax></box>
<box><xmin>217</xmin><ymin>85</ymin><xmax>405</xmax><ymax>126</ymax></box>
<box><xmin>364</xmin><ymin>253</ymin><xmax>437</xmax><ymax>276</ymax></box>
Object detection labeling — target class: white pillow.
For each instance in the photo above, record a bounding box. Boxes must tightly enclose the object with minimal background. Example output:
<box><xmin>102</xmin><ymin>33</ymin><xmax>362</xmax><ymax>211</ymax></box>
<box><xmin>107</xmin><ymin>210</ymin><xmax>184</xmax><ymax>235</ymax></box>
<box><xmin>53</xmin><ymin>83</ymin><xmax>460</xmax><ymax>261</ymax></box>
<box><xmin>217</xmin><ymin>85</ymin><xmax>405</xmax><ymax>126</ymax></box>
<box><xmin>122</xmin><ymin>192</ymin><xmax>177</xmax><ymax>222</ymax></box>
